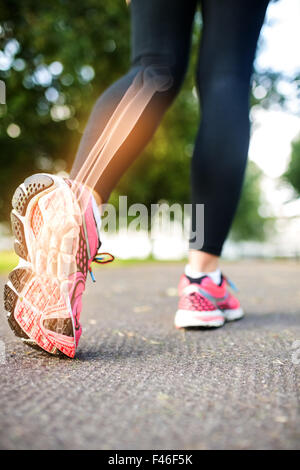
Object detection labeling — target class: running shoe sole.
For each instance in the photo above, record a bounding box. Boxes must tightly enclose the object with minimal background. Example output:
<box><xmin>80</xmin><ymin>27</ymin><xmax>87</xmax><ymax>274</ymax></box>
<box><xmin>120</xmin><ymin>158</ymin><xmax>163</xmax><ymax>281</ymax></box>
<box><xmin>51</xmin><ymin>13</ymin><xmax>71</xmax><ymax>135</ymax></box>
<box><xmin>174</xmin><ymin>309</ymin><xmax>225</xmax><ymax>328</ymax></box>
<box><xmin>174</xmin><ymin>307</ymin><xmax>244</xmax><ymax>328</ymax></box>
<box><xmin>3</xmin><ymin>173</ymin><xmax>82</xmax><ymax>357</ymax></box>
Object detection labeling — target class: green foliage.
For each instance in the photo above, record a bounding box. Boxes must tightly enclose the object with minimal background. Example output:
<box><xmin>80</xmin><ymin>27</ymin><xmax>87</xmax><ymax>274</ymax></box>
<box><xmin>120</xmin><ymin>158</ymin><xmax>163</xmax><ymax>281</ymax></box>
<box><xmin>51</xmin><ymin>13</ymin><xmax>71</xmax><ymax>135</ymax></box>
<box><xmin>0</xmin><ymin>1</ymin><xmax>280</xmax><ymax>241</ymax></box>
<box><xmin>283</xmin><ymin>136</ymin><xmax>300</xmax><ymax>196</ymax></box>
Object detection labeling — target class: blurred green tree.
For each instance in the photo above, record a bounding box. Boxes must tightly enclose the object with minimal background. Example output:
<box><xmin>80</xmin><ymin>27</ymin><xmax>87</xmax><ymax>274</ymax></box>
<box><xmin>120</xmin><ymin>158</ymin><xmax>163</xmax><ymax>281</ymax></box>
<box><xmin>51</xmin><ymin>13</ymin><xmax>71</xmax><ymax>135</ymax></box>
<box><xmin>0</xmin><ymin>1</ymin><xmax>282</xmax><ymax>240</ymax></box>
<box><xmin>283</xmin><ymin>136</ymin><xmax>300</xmax><ymax>196</ymax></box>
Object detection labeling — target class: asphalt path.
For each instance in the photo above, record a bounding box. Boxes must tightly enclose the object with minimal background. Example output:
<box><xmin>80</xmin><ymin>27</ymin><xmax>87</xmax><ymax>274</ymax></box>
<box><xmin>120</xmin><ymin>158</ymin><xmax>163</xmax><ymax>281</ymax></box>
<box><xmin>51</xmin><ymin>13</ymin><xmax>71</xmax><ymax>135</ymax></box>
<box><xmin>0</xmin><ymin>260</ymin><xmax>299</xmax><ymax>449</ymax></box>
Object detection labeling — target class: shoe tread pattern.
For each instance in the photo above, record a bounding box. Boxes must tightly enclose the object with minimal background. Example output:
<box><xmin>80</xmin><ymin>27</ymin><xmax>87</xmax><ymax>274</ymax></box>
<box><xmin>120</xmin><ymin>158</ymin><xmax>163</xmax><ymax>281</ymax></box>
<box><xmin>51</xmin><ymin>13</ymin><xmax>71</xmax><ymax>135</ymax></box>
<box><xmin>4</xmin><ymin>174</ymin><xmax>76</xmax><ymax>354</ymax></box>
<box><xmin>4</xmin><ymin>175</ymin><xmax>54</xmax><ymax>346</ymax></box>
<box><xmin>12</xmin><ymin>174</ymin><xmax>54</xmax><ymax>217</ymax></box>
<box><xmin>4</xmin><ymin>283</ymin><xmax>29</xmax><ymax>339</ymax></box>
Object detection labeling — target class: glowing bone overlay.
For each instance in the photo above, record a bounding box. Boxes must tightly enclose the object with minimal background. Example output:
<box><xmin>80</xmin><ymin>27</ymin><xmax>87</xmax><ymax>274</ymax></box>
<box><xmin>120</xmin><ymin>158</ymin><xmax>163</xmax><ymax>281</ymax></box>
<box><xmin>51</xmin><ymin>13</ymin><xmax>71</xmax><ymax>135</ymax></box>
<box><xmin>73</xmin><ymin>65</ymin><xmax>173</xmax><ymax>207</ymax></box>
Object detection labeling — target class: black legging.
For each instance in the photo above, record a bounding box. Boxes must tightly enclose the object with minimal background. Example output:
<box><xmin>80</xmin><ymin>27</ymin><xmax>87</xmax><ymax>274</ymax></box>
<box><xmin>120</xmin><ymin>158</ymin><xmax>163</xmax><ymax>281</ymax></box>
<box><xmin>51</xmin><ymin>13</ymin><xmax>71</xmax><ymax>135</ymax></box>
<box><xmin>71</xmin><ymin>0</ymin><xmax>270</xmax><ymax>256</ymax></box>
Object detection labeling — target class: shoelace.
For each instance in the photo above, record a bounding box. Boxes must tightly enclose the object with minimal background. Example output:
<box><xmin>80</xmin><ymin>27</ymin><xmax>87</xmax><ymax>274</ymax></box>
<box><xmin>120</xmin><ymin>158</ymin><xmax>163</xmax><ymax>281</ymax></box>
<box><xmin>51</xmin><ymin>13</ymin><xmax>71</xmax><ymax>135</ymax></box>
<box><xmin>88</xmin><ymin>252</ymin><xmax>114</xmax><ymax>282</ymax></box>
<box><xmin>223</xmin><ymin>275</ymin><xmax>239</xmax><ymax>292</ymax></box>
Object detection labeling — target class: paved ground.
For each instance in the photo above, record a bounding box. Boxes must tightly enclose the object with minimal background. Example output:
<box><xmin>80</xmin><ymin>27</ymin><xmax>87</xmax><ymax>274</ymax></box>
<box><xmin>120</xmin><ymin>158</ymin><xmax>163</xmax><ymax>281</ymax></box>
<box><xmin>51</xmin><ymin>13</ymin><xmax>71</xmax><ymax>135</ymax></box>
<box><xmin>0</xmin><ymin>260</ymin><xmax>299</xmax><ymax>450</ymax></box>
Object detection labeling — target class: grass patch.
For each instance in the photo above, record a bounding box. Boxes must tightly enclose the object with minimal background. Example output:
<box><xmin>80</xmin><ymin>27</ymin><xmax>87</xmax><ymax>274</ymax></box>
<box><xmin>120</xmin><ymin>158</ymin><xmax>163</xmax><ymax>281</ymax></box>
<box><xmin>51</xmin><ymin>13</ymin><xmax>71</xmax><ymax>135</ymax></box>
<box><xmin>97</xmin><ymin>256</ymin><xmax>186</xmax><ymax>268</ymax></box>
<box><xmin>0</xmin><ymin>251</ymin><xmax>18</xmax><ymax>274</ymax></box>
<box><xmin>0</xmin><ymin>251</ymin><xmax>185</xmax><ymax>274</ymax></box>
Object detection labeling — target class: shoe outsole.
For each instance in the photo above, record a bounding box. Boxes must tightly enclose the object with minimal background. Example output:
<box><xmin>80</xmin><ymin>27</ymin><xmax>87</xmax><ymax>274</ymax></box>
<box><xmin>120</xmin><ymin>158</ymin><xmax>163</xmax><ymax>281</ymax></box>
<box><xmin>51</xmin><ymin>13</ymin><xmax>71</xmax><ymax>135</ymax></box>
<box><xmin>4</xmin><ymin>284</ymin><xmax>29</xmax><ymax>339</ymax></box>
<box><xmin>174</xmin><ymin>309</ymin><xmax>225</xmax><ymax>329</ymax></box>
<box><xmin>223</xmin><ymin>307</ymin><xmax>244</xmax><ymax>321</ymax></box>
<box><xmin>174</xmin><ymin>307</ymin><xmax>244</xmax><ymax>329</ymax></box>
<box><xmin>12</xmin><ymin>174</ymin><xmax>54</xmax><ymax>217</ymax></box>
<box><xmin>3</xmin><ymin>174</ymin><xmax>79</xmax><ymax>357</ymax></box>
<box><xmin>4</xmin><ymin>175</ymin><xmax>53</xmax><ymax>344</ymax></box>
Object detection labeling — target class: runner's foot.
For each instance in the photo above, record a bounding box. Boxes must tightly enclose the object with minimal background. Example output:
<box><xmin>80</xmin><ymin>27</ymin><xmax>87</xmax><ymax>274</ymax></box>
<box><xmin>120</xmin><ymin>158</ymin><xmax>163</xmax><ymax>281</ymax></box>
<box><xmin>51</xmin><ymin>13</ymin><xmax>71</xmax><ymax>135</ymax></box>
<box><xmin>4</xmin><ymin>173</ymin><xmax>113</xmax><ymax>357</ymax></box>
<box><xmin>175</xmin><ymin>273</ymin><xmax>244</xmax><ymax>328</ymax></box>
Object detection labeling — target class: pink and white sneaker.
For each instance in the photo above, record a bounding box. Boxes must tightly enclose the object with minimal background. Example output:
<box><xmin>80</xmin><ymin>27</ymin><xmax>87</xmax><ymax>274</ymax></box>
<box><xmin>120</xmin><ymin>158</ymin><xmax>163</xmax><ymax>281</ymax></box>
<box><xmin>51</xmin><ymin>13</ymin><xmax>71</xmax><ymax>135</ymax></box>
<box><xmin>3</xmin><ymin>173</ymin><xmax>113</xmax><ymax>358</ymax></box>
<box><xmin>175</xmin><ymin>273</ymin><xmax>244</xmax><ymax>328</ymax></box>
